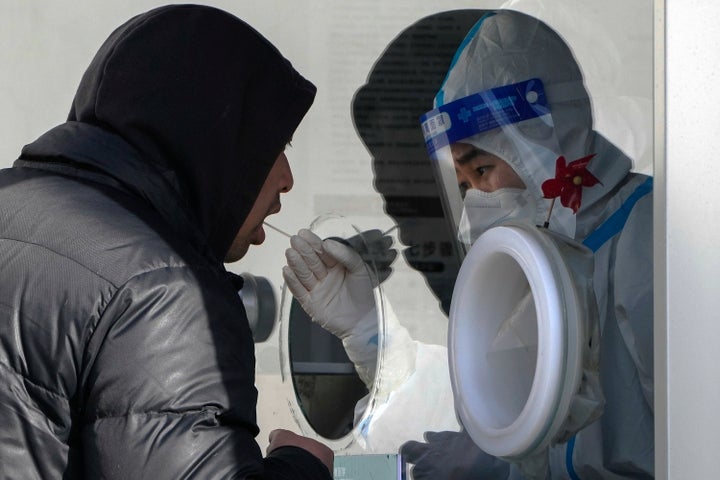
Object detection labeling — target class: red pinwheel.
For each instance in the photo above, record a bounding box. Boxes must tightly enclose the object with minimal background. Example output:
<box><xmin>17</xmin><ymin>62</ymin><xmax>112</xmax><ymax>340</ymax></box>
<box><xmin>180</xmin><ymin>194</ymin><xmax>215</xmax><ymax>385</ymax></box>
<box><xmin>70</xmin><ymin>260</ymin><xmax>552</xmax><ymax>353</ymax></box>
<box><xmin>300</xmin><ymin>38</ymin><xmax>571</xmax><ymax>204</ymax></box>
<box><xmin>541</xmin><ymin>154</ymin><xmax>600</xmax><ymax>214</ymax></box>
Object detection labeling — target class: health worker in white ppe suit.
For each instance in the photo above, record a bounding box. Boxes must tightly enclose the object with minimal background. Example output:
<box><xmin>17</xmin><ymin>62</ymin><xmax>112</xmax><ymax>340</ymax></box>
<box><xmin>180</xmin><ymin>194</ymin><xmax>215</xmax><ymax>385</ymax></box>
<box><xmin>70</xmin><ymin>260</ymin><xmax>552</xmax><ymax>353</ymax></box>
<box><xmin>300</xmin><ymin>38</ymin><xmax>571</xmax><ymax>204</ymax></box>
<box><xmin>284</xmin><ymin>9</ymin><xmax>653</xmax><ymax>479</ymax></box>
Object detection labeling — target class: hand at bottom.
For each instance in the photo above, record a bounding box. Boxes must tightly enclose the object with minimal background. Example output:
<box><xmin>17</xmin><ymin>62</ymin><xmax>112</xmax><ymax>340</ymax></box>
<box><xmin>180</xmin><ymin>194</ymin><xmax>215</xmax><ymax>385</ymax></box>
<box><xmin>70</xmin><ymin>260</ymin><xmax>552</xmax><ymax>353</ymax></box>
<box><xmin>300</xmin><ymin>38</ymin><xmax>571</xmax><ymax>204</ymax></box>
<box><xmin>401</xmin><ymin>430</ymin><xmax>510</xmax><ymax>480</ymax></box>
<box><xmin>267</xmin><ymin>428</ymin><xmax>334</xmax><ymax>474</ymax></box>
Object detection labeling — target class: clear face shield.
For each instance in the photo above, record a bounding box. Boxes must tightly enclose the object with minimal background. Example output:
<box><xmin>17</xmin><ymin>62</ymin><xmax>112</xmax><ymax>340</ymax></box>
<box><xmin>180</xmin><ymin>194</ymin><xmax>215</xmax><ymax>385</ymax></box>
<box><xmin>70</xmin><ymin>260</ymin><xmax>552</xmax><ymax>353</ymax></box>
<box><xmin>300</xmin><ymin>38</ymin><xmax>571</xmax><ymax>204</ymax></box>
<box><xmin>420</xmin><ymin>78</ymin><xmax>573</xmax><ymax>258</ymax></box>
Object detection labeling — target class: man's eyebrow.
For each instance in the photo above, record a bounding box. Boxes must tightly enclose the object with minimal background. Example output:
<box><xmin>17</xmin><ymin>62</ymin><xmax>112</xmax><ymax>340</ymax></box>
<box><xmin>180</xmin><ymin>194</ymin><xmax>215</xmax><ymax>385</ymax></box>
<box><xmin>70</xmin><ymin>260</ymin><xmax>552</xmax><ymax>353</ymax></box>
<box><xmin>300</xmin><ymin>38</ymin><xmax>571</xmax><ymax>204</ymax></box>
<box><xmin>455</xmin><ymin>147</ymin><xmax>492</xmax><ymax>165</ymax></box>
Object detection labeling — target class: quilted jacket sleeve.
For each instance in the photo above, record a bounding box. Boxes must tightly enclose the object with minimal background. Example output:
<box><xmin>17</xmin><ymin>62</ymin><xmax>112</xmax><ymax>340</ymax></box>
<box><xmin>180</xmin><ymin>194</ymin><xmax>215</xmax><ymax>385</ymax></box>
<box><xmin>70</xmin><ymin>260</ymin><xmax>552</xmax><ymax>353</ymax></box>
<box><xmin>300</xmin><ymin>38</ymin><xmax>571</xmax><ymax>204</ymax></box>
<box><xmin>80</xmin><ymin>265</ymin><xmax>331</xmax><ymax>480</ymax></box>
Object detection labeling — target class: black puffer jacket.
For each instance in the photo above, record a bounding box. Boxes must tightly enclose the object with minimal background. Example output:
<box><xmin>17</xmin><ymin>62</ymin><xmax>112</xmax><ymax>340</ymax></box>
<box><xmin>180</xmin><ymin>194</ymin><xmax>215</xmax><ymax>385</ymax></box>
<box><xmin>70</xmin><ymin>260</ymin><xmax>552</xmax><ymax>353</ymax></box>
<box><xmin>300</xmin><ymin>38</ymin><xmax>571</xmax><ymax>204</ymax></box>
<box><xmin>0</xmin><ymin>5</ymin><xmax>325</xmax><ymax>479</ymax></box>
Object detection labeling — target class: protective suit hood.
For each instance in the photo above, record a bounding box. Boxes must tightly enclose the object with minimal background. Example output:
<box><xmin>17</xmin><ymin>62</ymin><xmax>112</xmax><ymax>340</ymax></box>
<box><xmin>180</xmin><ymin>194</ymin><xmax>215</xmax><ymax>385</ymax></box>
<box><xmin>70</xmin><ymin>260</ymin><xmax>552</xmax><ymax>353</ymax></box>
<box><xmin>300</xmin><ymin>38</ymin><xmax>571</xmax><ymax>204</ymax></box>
<box><xmin>63</xmin><ymin>4</ymin><xmax>316</xmax><ymax>260</ymax></box>
<box><xmin>434</xmin><ymin>10</ymin><xmax>632</xmax><ymax>238</ymax></box>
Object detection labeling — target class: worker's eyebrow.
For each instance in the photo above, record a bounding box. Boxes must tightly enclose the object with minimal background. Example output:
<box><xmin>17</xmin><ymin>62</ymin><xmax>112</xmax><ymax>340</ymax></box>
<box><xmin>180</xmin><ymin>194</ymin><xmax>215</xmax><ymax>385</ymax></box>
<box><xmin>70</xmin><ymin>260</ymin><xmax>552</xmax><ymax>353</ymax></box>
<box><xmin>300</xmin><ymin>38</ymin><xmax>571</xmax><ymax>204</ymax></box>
<box><xmin>455</xmin><ymin>147</ymin><xmax>493</xmax><ymax>165</ymax></box>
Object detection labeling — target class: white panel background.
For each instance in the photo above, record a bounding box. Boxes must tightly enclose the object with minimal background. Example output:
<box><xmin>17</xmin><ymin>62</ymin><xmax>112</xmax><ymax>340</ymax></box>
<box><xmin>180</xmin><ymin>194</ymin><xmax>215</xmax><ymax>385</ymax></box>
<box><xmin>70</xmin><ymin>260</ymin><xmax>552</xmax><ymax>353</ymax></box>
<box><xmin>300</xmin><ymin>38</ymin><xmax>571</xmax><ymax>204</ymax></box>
<box><xmin>659</xmin><ymin>1</ymin><xmax>720</xmax><ymax>478</ymax></box>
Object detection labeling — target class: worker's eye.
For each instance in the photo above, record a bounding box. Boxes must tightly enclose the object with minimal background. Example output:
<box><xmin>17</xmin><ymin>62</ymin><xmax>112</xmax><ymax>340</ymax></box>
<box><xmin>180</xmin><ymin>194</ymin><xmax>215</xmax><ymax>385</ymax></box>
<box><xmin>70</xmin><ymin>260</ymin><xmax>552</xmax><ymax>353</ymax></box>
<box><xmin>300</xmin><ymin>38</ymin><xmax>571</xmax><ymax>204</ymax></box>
<box><xmin>475</xmin><ymin>165</ymin><xmax>490</xmax><ymax>177</ymax></box>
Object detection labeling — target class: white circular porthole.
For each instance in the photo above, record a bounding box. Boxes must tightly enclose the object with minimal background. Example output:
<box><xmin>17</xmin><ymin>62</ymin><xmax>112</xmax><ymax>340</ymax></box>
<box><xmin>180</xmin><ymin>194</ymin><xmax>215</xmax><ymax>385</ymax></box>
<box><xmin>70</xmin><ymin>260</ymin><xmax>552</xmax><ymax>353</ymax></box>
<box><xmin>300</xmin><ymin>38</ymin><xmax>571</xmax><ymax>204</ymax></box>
<box><xmin>448</xmin><ymin>223</ymin><xmax>588</xmax><ymax>460</ymax></box>
<box><xmin>278</xmin><ymin>214</ymin><xmax>388</xmax><ymax>452</ymax></box>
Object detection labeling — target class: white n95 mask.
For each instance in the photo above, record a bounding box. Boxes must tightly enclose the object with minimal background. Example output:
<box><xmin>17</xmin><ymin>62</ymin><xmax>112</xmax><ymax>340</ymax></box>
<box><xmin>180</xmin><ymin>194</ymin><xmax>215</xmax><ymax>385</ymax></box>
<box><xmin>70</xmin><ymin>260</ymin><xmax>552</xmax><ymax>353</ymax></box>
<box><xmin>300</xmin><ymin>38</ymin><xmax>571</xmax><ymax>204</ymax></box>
<box><xmin>458</xmin><ymin>188</ymin><xmax>536</xmax><ymax>247</ymax></box>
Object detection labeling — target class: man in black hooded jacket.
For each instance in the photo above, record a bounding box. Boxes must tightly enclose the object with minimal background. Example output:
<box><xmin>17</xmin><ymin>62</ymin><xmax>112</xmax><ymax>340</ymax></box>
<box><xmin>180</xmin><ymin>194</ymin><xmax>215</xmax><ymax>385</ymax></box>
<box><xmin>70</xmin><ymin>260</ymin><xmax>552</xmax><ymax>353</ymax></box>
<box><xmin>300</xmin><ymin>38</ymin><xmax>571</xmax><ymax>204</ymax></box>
<box><xmin>0</xmin><ymin>5</ymin><xmax>333</xmax><ymax>479</ymax></box>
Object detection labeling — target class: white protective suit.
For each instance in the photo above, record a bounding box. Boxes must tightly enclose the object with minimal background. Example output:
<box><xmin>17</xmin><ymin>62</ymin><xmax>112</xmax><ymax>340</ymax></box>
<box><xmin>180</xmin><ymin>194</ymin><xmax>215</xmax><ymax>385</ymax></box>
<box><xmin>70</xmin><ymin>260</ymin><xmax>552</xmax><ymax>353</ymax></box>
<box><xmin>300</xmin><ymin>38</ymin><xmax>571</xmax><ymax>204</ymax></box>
<box><xmin>284</xmin><ymin>9</ymin><xmax>653</xmax><ymax>479</ymax></box>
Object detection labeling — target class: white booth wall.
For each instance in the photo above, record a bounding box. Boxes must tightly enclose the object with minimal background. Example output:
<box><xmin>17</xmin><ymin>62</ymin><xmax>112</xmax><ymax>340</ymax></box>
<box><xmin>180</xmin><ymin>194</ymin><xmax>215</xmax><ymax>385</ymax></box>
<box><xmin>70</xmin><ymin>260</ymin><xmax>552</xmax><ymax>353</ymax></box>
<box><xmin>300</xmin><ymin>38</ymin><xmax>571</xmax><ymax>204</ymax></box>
<box><xmin>660</xmin><ymin>1</ymin><xmax>720</xmax><ymax>478</ymax></box>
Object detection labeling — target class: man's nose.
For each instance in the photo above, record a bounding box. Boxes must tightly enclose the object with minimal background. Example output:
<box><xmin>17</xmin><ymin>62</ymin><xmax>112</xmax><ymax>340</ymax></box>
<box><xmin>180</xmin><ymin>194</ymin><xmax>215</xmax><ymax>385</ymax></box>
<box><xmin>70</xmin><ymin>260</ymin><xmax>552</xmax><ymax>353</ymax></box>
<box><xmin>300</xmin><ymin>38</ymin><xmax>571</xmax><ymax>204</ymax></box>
<box><xmin>279</xmin><ymin>152</ymin><xmax>293</xmax><ymax>193</ymax></box>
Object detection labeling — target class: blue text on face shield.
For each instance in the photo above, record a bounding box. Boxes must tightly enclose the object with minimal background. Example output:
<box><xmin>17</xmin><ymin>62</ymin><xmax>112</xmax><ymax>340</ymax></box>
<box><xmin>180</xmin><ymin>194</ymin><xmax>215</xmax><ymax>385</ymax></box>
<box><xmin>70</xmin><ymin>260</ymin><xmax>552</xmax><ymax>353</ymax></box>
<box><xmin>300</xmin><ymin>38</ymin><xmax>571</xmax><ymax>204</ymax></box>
<box><xmin>420</xmin><ymin>78</ymin><xmax>550</xmax><ymax>157</ymax></box>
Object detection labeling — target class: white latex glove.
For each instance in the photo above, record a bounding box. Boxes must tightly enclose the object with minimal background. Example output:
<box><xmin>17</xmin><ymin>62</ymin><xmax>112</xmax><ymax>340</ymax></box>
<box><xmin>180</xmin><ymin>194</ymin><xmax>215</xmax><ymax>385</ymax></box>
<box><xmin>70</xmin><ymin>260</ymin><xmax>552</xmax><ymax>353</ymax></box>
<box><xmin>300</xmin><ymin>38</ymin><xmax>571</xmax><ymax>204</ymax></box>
<box><xmin>282</xmin><ymin>228</ymin><xmax>376</xmax><ymax>339</ymax></box>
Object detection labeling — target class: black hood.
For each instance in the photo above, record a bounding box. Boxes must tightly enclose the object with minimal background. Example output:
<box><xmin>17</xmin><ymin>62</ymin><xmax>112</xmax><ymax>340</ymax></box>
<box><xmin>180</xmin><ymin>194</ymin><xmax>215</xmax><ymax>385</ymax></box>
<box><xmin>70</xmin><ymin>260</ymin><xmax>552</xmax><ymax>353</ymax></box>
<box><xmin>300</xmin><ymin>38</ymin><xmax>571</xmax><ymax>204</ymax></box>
<box><xmin>63</xmin><ymin>4</ymin><xmax>316</xmax><ymax>260</ymax></box>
